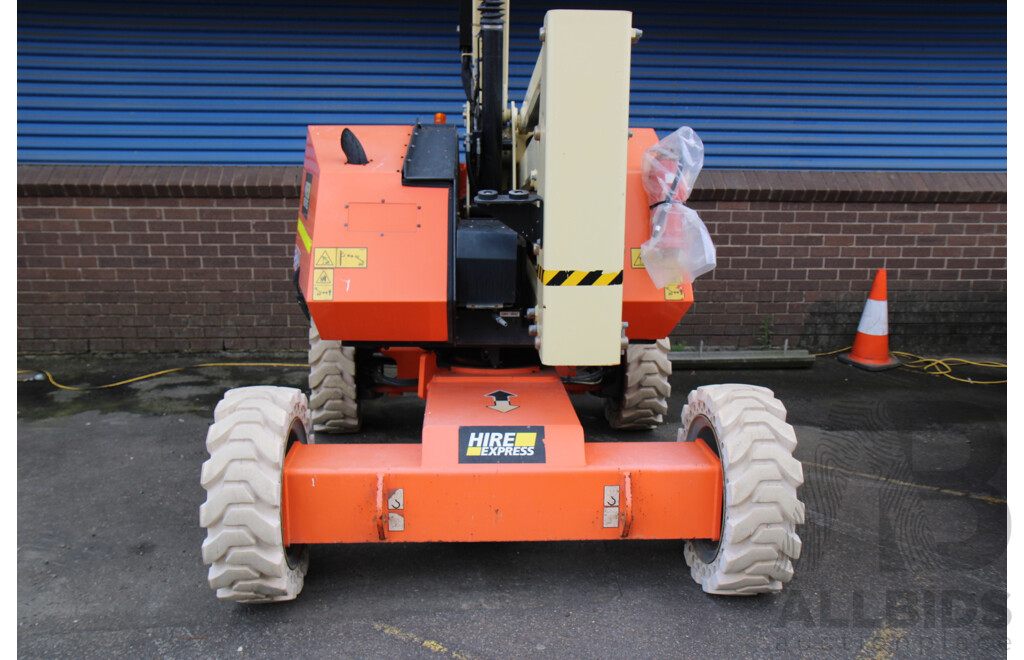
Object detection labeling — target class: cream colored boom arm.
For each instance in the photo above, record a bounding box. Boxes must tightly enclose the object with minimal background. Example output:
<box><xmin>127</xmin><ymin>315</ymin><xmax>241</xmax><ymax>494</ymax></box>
<box><xmin>517</xmin><ymin>10</ymin><xmax>638</xmax><ymax>366</ymax></box>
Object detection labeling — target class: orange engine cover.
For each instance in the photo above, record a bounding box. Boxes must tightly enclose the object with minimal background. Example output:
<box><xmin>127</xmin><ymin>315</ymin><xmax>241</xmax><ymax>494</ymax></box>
<box><xmin>621</xmin><ymin>127</ymin><xmax>694</xmax><ymax>340</ymax></box>
<box><xmin>296</xmin><ymin>125</ymin><xmax>451</xmax><ymax>342</ymax></box>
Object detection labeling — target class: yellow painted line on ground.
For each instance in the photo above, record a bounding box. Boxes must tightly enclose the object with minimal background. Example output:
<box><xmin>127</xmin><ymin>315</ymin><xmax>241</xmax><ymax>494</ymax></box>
<box><xmin>372</xmin><ymin>622</ymin><xmax>476</xmax><ymax>660</ymax></box>
<box><xmin>803</xmin><ymin>461</ymin><xmax>1006</xmax><ymax>505</ymax></box>
<box><xmin>855</xmin><ymin>626</ymin><xmax>909</xmax><ymax>660</ymax></box>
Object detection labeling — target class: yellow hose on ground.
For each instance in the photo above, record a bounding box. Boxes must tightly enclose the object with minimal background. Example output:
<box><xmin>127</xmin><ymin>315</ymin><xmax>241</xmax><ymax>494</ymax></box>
<box><xmin>16</xmin><ymin>363</ymin><xmax>309</xmax><ymax>392</ymax></box>
<box><xmin>18</xmin><ymin>350</ymin><xmax>1007</xmax><ymax>390</ymax></box>
<box><xmin>812</xmin><ymin>348</ymin><xmax>1005</xmax><ymax>385</ymax></box>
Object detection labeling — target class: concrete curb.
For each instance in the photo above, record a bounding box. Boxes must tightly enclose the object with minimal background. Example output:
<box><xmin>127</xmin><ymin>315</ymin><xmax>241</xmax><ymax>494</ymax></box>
<box><xmin>669</xmin><ymin>349</ymin><xmax>815</xmax><ymax>369</ymax></box>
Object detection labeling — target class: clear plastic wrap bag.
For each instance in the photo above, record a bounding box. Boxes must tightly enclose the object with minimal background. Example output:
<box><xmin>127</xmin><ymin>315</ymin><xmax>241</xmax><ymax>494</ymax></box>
<box><xmin>639</xmin><ymin>126</ymin><xmax>716</xmax><ymax>287</ymax></box>
<box><xmin>641</xmin><ymin>126</ymin><xmax>704</xmax><ymax>205</ymax></box>
<box><xmin>639</xmin><ymin>203</ymin><xmax>717</xmax><ymax>288</ymax></box>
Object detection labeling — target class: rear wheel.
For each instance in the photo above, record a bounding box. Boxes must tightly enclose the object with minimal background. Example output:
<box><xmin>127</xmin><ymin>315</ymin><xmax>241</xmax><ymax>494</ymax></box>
<box><xmin>199</xmin><ymin>386</ymin><xmax>310</xmax><ymax>602</ymax></box>
<box><xmin>309</xmin><ymin>321</ymin><xmax>361</xmax><ymax>433</ymax></box>
<box><xmin>681</xmin><ymin>384</ymin><xmax>804</xmax><ymax>595</ymax></box>
<box><xmin>604</xmin><ymin>338</ymin><xmax>671</xmax><ymax>430</ymax></box>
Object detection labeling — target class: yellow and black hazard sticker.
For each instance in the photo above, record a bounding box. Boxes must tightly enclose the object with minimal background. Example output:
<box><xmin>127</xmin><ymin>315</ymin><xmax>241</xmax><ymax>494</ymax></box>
<box><xmin>339</xmin><ymin>247</ymin><xmax>368</xmax><ymax>268</ymax></box>
<box><xmin>537</xmin><ymin>267</ymin><xmax>622</xmax><ymax>286</ymax></box>
<box><xmin>314</xmin><ymin>247</ymin><xmax>337</xmax><ymax>268</ymax></box>
<box><xmin>630</xmin><ymin>248</ymin><xmax>645</xmax><ymax>269</ymax></box>
<box><xmin>664</xmin><ymin>284</ymin><xmax>685</xmax><ymax>301</ymax></box>
<box><xmin>312</xmin><ymin>269</ymin><xmax>334</xmax><ymax>300</ymax></box>
<box><xmin>314</xmin><ymin>247</ymin><xmax>367</xmax><ymax>269</ymax></box>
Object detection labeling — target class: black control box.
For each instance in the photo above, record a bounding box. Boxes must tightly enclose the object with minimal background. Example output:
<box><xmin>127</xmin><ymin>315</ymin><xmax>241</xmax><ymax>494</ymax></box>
<box><xmin>455</xmin><ymin>219</ymin><xmax>518</xmax><ymax>306</ymax></box>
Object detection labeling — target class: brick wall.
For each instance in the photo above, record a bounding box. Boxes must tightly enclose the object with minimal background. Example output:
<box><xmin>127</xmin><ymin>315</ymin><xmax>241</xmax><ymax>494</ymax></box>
<box><xmin>682</xmin><ymin>200</ymin><xmax>1006</xmax><ymax>352</ymax></box>
<box><xmin>17</xmin><ymin>166</ymin><xmax>1006</xmax><ymax>355</ymax></box>
<box><xmin>17</xmin><ymin>167</ymin><xmax>309</xmax><ymax>354</ymax></box>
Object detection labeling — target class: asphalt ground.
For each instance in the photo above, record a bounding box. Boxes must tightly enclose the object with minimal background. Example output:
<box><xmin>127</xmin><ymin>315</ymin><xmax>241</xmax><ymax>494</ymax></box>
<box><xmin>16</xmin><ymin>352</ymin><xmax>1008</xmax><ymax>659</ymax></box>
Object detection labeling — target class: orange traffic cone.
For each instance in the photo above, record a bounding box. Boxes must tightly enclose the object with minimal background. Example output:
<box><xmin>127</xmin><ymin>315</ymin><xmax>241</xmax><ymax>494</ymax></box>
<box><xmin>838</xmin><ymin>269</ymin><xmax>901</xmax><ymax>371</ymax></box>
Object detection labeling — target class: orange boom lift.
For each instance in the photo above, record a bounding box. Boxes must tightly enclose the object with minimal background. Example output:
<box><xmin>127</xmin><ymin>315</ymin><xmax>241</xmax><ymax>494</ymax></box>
<box><xmin>199</xmin><ymin>1</ymin><xmax>804</xmax><ymax>603</ymax></box>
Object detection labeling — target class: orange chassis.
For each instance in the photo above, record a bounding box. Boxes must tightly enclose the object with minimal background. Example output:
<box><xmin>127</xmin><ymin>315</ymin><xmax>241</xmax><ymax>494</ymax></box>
<box><xmin>283</xmin><ymin>364</ymin><xmax>722</xmax><ymax>545</ymax></box>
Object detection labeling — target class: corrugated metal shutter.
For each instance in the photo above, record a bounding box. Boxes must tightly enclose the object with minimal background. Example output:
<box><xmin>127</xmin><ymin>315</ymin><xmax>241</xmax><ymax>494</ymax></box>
<box><xmin>17</xmin><ymin>0</ymin><xmax>1005</xmax><ymax>170</ymax></box>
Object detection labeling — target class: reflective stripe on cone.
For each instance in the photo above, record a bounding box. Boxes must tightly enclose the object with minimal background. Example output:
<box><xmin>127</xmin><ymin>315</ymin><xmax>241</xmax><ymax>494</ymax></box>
<box><xmin>838</xmin><ymin>269</ymin><xmax>901</xmax><ymax>371</ymax></box>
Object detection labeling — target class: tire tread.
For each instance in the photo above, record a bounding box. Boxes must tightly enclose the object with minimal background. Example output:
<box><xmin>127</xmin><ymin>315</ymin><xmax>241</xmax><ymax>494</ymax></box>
<box><xmin>309</xmin><ymin>322</ymin><xmax>361</xmax><ymax>433</ymax></box>
<box><xmin>605</xmin><ymin>338</ymin><xmax>672</xmax><ymax>430</ymax></box>
<box><xmin>200</xmin><ymin>386</ymin><xmax>310</xmax><ymax>603</ymax></box>
<box><xmin>682</xmin><ymin>384</ymin><xmax>804</xmax><ymax>595</ymax></box>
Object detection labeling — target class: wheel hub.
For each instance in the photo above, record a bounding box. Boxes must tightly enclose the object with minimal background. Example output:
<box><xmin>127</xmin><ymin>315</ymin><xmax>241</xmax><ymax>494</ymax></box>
<box><xmin>686</xmin><ymin>413</ymin><xmax>725</xmax><ymax>564</ymax></box>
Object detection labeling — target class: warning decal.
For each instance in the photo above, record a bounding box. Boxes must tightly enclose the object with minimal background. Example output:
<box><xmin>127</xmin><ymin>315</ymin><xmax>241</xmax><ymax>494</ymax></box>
<box><xmin>339</xmin><ymin>247</ymin><xmax>368</xmax><ymax>268</ymax></box>
<box><xmin>311</xmin><ymin>245</ymin><xmax>368</xmax><ymax>268</ymax></box>
<box><xmin>312</xmin><ymin>269</ymin><xmax>334</xmax><ymax>301</ymax></box>
<box><xmin>458</xmin><ymin>426</ymin><xmax>546</xmax><ymax>464</ymax></box>
<box><xmin>630</xmin><ymin>248</ymin><xmax>644</xmax><ymax>269</ymax></box>
<box><xmin>314</xmin><ymin>248</ymin><xmax>337</xmax><ymax>268</ymax></box>
<box><xmin>313</xmin><ymin>247</ymin><xmax>367</xmax><ymax>269</ymax></box>
<box><xmin>664</xmin><ymin>284</ymin><xmax>685</xmax><ymax>301</ymax></box>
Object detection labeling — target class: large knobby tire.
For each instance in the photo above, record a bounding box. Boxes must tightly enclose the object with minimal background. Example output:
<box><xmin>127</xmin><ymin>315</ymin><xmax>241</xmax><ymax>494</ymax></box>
<box><xmin>604</xmin><ymin>338</ymin><xmax>671</xmax><ymax>430</ymax></box>
<box><xmin>681</xmin><ymin>384</ymin><xmax>804</xmax><ymax>595</ymax></box>
<box><xmin>199</xmin><ymin>386</ymin><xmax>310</xmax><ymax>603</ymax></box>
<box><xmin>309</xmin><ymin>321</ymin><xmax>361</xmax><ymax>433</ymax></box>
